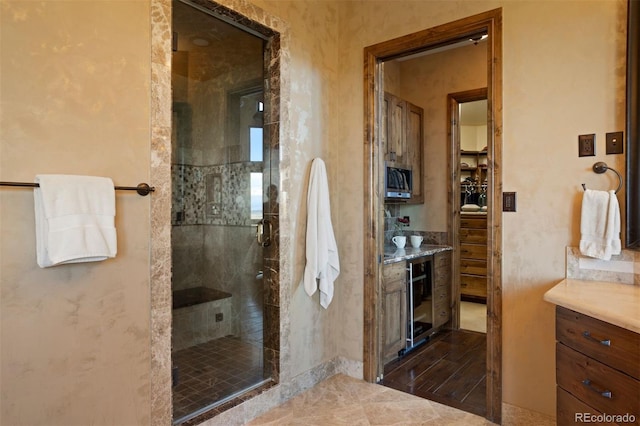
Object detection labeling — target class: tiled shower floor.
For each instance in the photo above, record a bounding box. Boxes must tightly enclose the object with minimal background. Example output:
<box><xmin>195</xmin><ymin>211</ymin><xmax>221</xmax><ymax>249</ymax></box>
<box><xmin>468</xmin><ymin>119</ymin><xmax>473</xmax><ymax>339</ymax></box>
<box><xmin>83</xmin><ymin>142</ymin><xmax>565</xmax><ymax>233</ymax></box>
<box><xmin>172</xmin><ymin>336</ymin><xmax>264</xmax><ymax>422</ymax></box>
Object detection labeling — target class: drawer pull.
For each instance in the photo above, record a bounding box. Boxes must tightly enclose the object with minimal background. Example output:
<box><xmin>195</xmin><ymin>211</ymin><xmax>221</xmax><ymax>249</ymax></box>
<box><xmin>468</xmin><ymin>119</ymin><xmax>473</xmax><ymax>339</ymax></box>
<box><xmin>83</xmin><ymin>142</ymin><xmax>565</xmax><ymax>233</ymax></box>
<box><xmin>581</xmin><ymin>379</ymin><xmax>612</xmax><ymax>399</ymax></box>
<box><xmin>582</xmin><ymin>330</ymin><xmax>611</xmax><ymax>346</ymax></box>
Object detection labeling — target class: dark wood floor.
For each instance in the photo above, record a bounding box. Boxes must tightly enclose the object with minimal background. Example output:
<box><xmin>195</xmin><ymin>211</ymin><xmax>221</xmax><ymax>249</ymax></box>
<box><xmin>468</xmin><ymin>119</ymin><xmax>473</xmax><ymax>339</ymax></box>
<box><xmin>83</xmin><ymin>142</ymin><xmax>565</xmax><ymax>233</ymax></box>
<box><xmin>382</xmin><ymin>329</ymin><xmax>487</xmax><ymax>417</ymax></box>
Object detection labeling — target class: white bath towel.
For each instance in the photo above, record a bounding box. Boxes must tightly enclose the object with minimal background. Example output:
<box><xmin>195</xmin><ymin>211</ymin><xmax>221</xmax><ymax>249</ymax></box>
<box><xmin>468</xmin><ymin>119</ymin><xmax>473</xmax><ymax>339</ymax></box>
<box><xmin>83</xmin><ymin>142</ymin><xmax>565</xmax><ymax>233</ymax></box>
<box><xmin>301</xmin><ymin>158</ymin><xmax>340</xmax><ymax>308</ymax></box>
<box><xmin>579</xmin><ymin>189</ymin><xmax>621</xmax><ymax>261</ymax></box>
<box><xmin>34</xmin><ymin>174</ymin><xmax>117</xmax><ymax>268</ymax></box>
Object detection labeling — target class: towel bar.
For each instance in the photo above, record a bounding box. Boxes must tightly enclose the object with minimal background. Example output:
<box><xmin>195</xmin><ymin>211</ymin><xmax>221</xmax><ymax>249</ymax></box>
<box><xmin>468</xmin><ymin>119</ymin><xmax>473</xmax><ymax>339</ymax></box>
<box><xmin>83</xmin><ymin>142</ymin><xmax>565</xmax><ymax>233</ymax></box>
<box><xmin>581</xmin><ymin>162</ymin><xmax>623</xmax><ymax>194</ymax></box>
<box><xmin>0</xmin><ymin>181</ymin><xmax>155</xmax><ymax>196</ymax></box>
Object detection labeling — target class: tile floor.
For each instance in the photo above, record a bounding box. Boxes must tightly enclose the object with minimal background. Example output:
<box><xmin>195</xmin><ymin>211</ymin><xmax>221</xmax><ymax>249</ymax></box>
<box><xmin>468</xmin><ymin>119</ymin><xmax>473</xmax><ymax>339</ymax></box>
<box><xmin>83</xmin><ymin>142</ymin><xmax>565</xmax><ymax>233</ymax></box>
<box><xmin>247</xmin><ymin>374</ymin><xmax>555</xmax><ymax>426</ymax></box>
<box><xmin>173</xmin><ymin>282</ymin><xmax>266</xmax><ymax>423</ymax></box>
<box><xmin>172</xmin><ymin>337</ymin><xmax>265</xmax><ymax>423</ymax></box>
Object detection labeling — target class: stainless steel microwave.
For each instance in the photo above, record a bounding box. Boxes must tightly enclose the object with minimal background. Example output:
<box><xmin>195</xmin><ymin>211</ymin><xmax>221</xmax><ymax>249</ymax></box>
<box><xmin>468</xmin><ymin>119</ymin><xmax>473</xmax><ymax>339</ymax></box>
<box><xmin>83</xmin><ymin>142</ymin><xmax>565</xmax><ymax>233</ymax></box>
<box><xmin>385</xmin><ymin>164</ymin><xmax>412</xmax><ymax>200</ymax></box>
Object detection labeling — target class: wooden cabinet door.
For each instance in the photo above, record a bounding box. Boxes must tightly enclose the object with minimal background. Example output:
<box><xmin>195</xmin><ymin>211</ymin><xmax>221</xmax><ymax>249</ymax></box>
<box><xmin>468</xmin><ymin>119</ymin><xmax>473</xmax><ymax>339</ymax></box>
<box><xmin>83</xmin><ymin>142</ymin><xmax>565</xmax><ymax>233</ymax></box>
<box><xmin>382</xmin><ymin>93</ymin><xmax>389</xmax><ymax>162</ymax></box>
<box><xmin>406</xmin><ymin>102</ymin><xmax>424</xmax><ymax>204</ymax></box>
<box><xmin>382</xmin><ymin>262</ymin><xmax>407</xmax><ymax>365</ymax></box>
<box><xmin>384</xmin><ymin>92</ymin><xmax>406</xmax><ymax>164</ymax></box>
<box><xmin>432</xmin><ymin>251</ymin><xmax>452</xmax><ymax>328</ymax></box>
<box><xmin>383</xmin><ymin>93</ymin><xmax>424</xmax><ymax>205</ymax></box>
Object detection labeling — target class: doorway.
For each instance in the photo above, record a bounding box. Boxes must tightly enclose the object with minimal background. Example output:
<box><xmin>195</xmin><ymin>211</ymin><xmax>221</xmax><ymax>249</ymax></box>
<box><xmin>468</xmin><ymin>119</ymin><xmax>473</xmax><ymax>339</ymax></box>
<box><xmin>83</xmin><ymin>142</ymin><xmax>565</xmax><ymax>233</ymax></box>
<box><xmin>170</xmin><ymin>0</ymin><xmax>280</xmax><ymax>423</ymax></box>
<box><xmin>363</xmin><ymin>9</ymin><xmax>502</xmax><ymax>424</ymax></box>
<box><xmin>449</xmin><ymin>89</ymin><xmax>489</xmax><ymax>335</ymax></box>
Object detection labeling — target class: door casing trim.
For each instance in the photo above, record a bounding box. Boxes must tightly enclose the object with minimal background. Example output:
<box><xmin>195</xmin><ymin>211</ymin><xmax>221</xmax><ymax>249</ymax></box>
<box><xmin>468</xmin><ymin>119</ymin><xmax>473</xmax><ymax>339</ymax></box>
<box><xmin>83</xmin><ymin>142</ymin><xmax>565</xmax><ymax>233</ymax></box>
<box><xmin>362</xmin><ymin>8</ymin><xmax>503</xmax><ymax>423</ymax></box>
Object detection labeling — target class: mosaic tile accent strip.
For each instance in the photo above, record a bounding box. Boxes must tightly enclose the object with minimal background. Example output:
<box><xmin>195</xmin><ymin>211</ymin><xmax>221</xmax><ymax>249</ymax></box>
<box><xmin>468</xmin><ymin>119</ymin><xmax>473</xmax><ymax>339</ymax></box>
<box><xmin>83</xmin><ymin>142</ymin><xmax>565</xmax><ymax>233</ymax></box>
<box><xmin>172</xmin><ymin>162</ymin><xmax>263</xmax><ymax>226</ymax></box>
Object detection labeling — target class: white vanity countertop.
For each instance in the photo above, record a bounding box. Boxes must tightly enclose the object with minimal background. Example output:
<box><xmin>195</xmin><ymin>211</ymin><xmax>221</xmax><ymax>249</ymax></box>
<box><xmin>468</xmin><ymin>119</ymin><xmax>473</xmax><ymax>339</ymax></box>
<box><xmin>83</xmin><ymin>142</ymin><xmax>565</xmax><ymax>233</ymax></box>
<box><xmin>383</xmin><ymin>244</ymin><xmax>452</xmax><ymax>264</ymax></box>
<box><xmin>544</xmin><ymin>279</ymin><xmax>640</xmax><ymax>334</ymax></box>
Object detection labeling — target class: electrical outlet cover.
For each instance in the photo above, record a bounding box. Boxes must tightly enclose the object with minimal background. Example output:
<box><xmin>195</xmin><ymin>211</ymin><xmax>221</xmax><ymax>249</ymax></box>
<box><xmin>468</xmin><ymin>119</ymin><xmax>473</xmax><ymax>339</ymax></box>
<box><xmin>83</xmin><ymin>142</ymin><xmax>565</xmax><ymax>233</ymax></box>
<box><xmin>579</xmin><ymin>134</ymin><xmax>596</xmax><ymax>157</ymax></box>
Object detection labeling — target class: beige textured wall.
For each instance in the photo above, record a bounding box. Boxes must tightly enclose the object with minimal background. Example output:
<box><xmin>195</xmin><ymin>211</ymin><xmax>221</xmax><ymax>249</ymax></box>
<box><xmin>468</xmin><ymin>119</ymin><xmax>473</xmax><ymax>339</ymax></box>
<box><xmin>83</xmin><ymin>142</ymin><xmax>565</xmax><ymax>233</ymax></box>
<box><xmin>0</xmin><ymin>1</ymin><xmax>152</xmax><ymax>425</ymax></box>
<box><xmin>336</xmin><ymin>0</ymin><xmax>626</xmax><ymax>418</ymax></box>
<box><xmin>501</xmin><ymin>0</ymin><xmax>626</xmax><ymax>415</ymax></box>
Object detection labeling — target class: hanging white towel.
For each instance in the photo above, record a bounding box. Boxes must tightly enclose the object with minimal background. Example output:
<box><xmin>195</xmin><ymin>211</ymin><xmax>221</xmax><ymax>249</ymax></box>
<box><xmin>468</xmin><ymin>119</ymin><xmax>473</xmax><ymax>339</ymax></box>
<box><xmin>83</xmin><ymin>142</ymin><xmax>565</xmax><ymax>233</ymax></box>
<box><xmin>301</xmin><ymin>158</ymin><xmax>340</xmax><ymax>308</ymax></box>
<box><xmin>579</xmin><ymin>189</ymin><xmax>621</xmax><ymax>261</ymax></box>
<box><xmin>34</xmin><ymin>174</ymin><xmax>117</xmax><ymax>268</ymax></box>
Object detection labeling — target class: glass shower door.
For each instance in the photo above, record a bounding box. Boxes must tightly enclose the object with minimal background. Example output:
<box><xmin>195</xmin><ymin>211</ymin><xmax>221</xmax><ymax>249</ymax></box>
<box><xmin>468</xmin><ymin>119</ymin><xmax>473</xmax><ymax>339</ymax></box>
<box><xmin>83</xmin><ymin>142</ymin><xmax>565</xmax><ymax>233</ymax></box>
<box><xmin>170</xmin><ymin>1</ymin><xmax>276</xmax><ymax>423</ymax></box>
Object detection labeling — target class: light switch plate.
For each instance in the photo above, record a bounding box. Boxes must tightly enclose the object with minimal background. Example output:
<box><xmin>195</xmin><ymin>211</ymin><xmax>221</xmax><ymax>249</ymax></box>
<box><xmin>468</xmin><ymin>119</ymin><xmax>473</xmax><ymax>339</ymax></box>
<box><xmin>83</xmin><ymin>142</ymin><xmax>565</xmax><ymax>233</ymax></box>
<box><xmin>503</xmin><ymin>192</ymin><xmax>516</xmax><ymax>212</ymax></box>
<box><xmin>606</xmin><ymin>131</ymin><xmax>624</xmax><ymax>154</ymax></box>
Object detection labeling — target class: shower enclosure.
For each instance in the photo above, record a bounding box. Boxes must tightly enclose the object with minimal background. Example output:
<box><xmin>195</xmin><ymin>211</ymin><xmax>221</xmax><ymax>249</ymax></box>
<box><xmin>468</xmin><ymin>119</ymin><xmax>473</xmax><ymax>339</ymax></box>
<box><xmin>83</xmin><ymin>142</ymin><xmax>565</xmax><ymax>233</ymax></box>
<box><xmin>170</xmin><ymin>1</ymin><xmax>279</xmax><ymax>423</ymax></box>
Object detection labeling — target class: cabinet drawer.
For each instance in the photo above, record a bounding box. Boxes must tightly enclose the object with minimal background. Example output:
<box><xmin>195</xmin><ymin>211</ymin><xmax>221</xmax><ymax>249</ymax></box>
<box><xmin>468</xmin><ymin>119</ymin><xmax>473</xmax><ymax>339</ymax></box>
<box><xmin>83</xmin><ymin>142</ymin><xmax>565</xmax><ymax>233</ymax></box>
<box><xmin>460</xmin><ymin>274</ymin><xmax>486</xmax><ymax>297</ymax></box>
<box><xmin>460</xmin><ymin>243</ymin><xmax>487</xmax><ymax>260</ymax></box>
<box><xmin>556</xmin><ymin>343</ymin><xmax>640</xmax><ymax>421</ymax></box>
<box><xmin>383</xmin><ymin>262</ymin><xmax>406</xmax><ymax>282</ymax></box>
<box><xmin>459</xmin><ymin>228</ymin><xmax>487</xmax><ymax>244</ymax></box>
<box><xmin>557</xmin><ymin>387</ymin><xmax>609</xmax><ymax>426</ymax></box>
<box><xmin>460</xmin><ymin>216</ymin><xmax>486</xmax><ymax>229</ymax></box>
<box><xmin>460</xmin><ymin>259</ymin><xmax>487</xmax><ymax>276</ymax></box>
<box><xmin>556</xmin><ymin>306</ymin><xmax>640</xmax><ymax>380</ymax></box>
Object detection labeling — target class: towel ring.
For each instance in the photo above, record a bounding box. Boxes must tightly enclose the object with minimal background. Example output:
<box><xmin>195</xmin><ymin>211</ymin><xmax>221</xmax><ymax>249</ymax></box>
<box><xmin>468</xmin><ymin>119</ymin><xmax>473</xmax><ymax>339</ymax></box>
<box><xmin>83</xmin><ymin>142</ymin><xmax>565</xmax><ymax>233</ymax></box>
<box><xmin>581</xmin><ymin>162</ymin><xmax>623</xmax><ymax>194</ymax></box>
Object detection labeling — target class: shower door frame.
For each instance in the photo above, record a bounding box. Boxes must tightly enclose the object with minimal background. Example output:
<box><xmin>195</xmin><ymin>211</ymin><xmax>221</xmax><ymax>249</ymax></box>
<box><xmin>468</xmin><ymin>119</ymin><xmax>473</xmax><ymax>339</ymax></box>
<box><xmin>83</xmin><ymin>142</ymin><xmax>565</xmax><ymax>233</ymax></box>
<box><xmin>150</xmin><ymin>0</ymin><xmax>283</xmax><ymax>424</ymax></box>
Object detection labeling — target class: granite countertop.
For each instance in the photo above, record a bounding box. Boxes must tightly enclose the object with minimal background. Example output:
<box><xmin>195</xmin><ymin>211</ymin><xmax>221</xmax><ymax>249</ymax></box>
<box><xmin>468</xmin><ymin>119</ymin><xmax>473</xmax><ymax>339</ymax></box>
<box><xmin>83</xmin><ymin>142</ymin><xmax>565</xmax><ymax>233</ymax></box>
<box><xmin>383</xmin><ymin>244</ymin><xmax>453</xmax><ymax>264</ymax></box>
<box><xmin>544</xmin><ymin>278</ymin><xmax>640</xmax><ymax>334</ymax></box>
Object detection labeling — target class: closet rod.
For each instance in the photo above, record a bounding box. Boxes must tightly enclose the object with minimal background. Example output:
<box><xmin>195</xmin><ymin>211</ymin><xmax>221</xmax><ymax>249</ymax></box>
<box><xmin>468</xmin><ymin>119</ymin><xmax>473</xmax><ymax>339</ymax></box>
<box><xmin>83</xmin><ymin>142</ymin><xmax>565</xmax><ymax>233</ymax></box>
<box><xmin>0</xmin><ymin>181</ymin><xmax>155</xmax><ymax>196</ymax></box>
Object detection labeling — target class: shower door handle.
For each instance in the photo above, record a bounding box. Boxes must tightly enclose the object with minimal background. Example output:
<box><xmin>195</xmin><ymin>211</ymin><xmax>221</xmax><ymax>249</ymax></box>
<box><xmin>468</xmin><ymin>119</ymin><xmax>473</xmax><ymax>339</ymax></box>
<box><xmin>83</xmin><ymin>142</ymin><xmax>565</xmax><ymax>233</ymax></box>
<box><xmin>256</xmin><ymin>219</ymin><xmax>272</xmax><ymax>247</ymax></box>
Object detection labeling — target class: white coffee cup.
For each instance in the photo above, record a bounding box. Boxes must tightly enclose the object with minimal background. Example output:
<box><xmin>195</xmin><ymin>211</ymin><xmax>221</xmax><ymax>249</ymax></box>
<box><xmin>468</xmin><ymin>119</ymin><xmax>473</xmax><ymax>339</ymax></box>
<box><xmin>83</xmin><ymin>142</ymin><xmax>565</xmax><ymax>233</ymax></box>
<box><xmin>392</xmin><ymin>235</ymin><xmax>406</xmax><ymax>248</ymax></box>
<box><xmin>410</xmin><ymin>235</ymin><xmax>423</xmax><ymax>248</ymax></box>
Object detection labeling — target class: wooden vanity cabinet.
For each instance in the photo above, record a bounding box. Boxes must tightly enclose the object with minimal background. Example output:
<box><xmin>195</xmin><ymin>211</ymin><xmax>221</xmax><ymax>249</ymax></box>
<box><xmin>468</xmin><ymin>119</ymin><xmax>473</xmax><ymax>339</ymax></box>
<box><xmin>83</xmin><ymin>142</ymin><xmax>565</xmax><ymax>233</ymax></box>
<box><xmin>382</xmin><ymin>91</ymin><xmax>424</xmax><ymax>204</ymax></box>
<box><xmin>555</xmin><ymin>306</ymin><xmax>640</xmax><ymax>425</ymax></box>
<box><xmin>382</xmin><ymin>261</ymin><xmax>407</xmax><ymax>365</ymax></box>
<box><xmin>459</xmin><ymin>213</ymin><xmax>487</xmax><ymax>301</ymax></box>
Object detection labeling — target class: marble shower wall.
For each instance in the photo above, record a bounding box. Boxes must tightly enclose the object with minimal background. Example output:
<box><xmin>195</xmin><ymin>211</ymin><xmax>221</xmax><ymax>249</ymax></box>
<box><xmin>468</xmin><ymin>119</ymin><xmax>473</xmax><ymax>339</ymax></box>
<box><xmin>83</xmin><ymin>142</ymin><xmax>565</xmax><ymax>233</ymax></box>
<box><xmin>171</xmin><ymin>161</ymin><xmax>264</xmax><ymax>341</ymax></box>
